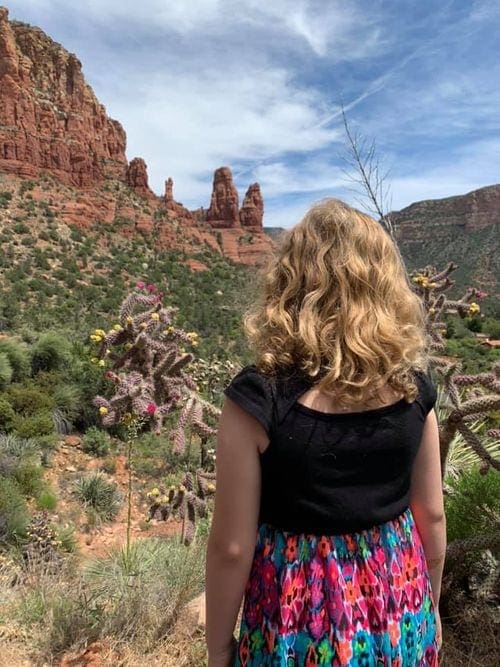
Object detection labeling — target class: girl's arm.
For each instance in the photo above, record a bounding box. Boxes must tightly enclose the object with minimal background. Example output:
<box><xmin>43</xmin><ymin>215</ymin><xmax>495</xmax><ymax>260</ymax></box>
<box><xmin>205</xmin><ymin>397</ymin><xmax>264</xmax><ymax>667</ymax></box>
<box><xmin>409</xmin><ymin>408</ymin><xmax>447</xmax><ymax>620</ymax></box>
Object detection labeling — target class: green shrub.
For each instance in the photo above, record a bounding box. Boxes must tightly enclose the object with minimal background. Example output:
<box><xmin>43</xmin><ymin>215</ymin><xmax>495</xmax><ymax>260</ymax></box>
<box><xmin>53</xmin><ymin>384</ymin><xmax>82</xmax><ymax>422</ymax></box>
<box><xmin>445</xmin><ymin>466</ymin><xmax>500</xmax><ymax>544</ymax></box>
<box><xmin>0</xmin><ymin>396</ymin><xmax>15</xmax><ymax>431</ymax></box>
<box><xmin>36</xmin><ymin>489</ymin><xmax>57</xmax><ymax>510</ymax></box>
<box><xmin>100</xmin><ymin>456</ymin><xmax>117</xmax><ymax>474</ymax></box>
<box><xmin>57</xmin><ymin>523</ymin><xmax>77</xmax><ymax>553</ymax></box>
<box><xmin>10</xmin><ymin>411</ymin><xmax>54</xmax><ymax>438</ymax></box>
<box><xmin>0</xmin><ymin>352</ymin><xmax>13</xmax><ymax>389</ymax></box>
<box><xmin>13</xmin><ymin>462</ymin><xmax>45</xmax><ymax>498</ymax></box>
<box><xmin>6</xmin><ymin>385</ymin><xmax>54</xmax><ymax>415</ymax></box>
<box><xmin>74</xmin><ymin>473</ymin><xmax>121</xmax><ymax>522</ymax></box>
<box><xmin>30</xmin><ymin>332</ymin><xmax>72</xmax><ymax>374</ymax></box>
<box><xmin>0</xmin><ymin>476</ymin><xmax>29</xmax><ymax>545</ymax></box>
<box><xmin>82</xmin><ymin>426</ymin><xmax>111</xmax><ymax>457</ymax></box>
<box><xmin>0</xmin><ymin>190</ymin><xmax>12</xmax><ymax>208</ymax></box>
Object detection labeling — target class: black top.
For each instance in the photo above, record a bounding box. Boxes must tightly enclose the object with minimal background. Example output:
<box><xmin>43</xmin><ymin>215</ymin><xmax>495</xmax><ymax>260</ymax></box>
<box><xmin>223</xmin><ymin>364</ymin><xmax>437</xmax><ymax>535</ymax></box>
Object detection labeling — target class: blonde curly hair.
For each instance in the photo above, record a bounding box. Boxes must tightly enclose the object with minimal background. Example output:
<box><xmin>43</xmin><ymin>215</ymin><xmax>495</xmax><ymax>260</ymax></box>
<box><xmin>243</xmin><ymin>198</ymin><xmax>433</xmax><ymax>406</ymax></box>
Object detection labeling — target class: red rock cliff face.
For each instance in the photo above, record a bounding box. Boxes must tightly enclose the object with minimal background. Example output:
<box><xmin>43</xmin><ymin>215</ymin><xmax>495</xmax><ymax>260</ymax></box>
<box><xmin>391</xmin><ymin>184</ymin><xmax>500</xmax><ymax>239</ymax></box>
<box><xmin>126</xmin><ymin>158</ymin><xmax>154</xmax><ymax>197</ymax></box>
<box><xmin>206</xmin><ymin>166</ymin><xmax>240</xmax><ymax>228</ymax></box>
<box><xmin>240</xmin><ymin>183</ymin><xmax>263</xmax><ymax>229</ymax></box>
<box><xmin>0</xmin><ymin>6</ymin><xmax>128</xmax><ymax>186</ymax></box>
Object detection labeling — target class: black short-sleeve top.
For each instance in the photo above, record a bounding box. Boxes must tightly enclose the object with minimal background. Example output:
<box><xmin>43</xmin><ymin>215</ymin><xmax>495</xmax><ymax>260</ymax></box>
<box><xmin>223</xmin><ymin>364</ymin><xmax>437</xmax><ymax>534</ymax></box>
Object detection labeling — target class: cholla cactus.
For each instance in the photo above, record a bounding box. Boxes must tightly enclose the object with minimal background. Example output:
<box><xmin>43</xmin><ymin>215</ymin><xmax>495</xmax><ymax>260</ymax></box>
<box><xmin>411</xmin><ymin>262</ymin><xmax>487</xmax><ymax>353</ymax></box>
<box><xmin>23</xmin><ymin>511</ymin><xmax>63</xmax><ymax>571</ymax></box>
<box><xmin>91</xmin><ymin>281</ymin><xmax>216</xmax><ymax>444</ymax></box>
<box><xmin>438</xmin><ymin>362</ymin><xmax>500</xmax><ymax>477</ymax></box>
<box><xmin>409</xmin><ymin>263</ymin><xmax>499</xmax><ymax>475</ymax></box>
<box><xmin>146</xmin><ymin>469</ymin><xmax>216</xmax><ymax>545</ymax></box>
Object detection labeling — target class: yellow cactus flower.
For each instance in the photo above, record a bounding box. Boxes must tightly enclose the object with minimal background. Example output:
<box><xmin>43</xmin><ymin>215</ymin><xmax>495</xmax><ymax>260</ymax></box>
<box><xmin>169</xmin><ymin>485</ymin><xmax>176</xmax><ymax>492</ymax></box>
<box><xmin>94</xmin><ymin>329</ymin><xmax>106</xmax><ymax>337</ymax></box>
<box><xmin>147</xmin><ymin>487</ymin><xmax>160</xmax><ymax>498</ymax></box>
<box><xmin>126</xmin><ymin>316</ymin><xmax>133</xmax><ymax>324</ymax></box>
<box><xmin>428</xmin><ymin>307</ymin><xmax>436</xmax><ymax>315</ymax></box>
<box><xmin>468</xmin><ymin>302</ymin><xmax>480</xmax><ymax>314</ymax></box>
<box><xmin>99</xmin><ymin>406</ymin><xmax>108</xmax><ymax>415</ymax></box>
<box><xmin>151</xmin><ymin>313</ymin><xmax>160</xmax><ymax>320</ymax></box>
<box><xmin>207</xmin><ymin>483</ymin><xmax>216</xmax><ymax>492</ymax></box>
<box><xmin>113</xmin><ymin>324</ymin><xmax>122</xmax><ymax>331</ymax></box>
<box><xmin>191</xmin><ymin>340</ymin><xmax>199</xmax><ymax>347</ymax></box>
<box><xmin>159</xmin><ymin>495</ymin><xmax>169</xmax><ymax>504</ymax></box>
<box><xmin>90</xmin><ymin>357</ymin><xmax>99</xmax><ymax>364</ymax></box>
<box><xmin>178</xmin><ymin>484</ymin><xmax>186</xmax><ymax>493</ymax></box>
<box><xmin>98</xmin><ymin>359</ymin><xmax>105</xmax><ymax>367</ymax></box>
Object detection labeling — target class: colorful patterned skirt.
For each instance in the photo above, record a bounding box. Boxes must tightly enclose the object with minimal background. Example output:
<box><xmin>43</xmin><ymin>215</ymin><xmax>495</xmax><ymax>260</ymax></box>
<box><xmin>234</xmin><ymin>507</ymin><xmax>439</xmax><ymax>666</ymax></box>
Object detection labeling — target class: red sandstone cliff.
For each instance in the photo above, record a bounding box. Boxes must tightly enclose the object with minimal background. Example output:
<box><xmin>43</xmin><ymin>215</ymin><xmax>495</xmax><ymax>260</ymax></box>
<box><xmin>0</xmin><ymin>6</ymin><xmax>128</xmax><ymax>186</ymax></box>
<box><xmin>0</xmin><ymin>6</ymin><xmax>274</xmax><ymax>267</ymax></box>
<box><xmin>390</xmin><ymin>184</ymin><xmax>500</xmax><ymax>239</ymax></box>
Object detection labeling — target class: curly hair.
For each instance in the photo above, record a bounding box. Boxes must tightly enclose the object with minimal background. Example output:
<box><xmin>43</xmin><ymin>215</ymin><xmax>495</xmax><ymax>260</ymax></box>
<box><xmin>243</xmin><ymin>198</ymin><xmax>433</xmax><ymax>406</ymax></box>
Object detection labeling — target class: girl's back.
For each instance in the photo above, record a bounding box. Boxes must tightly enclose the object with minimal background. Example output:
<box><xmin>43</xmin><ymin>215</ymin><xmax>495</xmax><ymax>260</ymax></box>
<box><xmin>224</xmin><ymin>364</ymin><xmax>440</xmax><ymax>666</ymax></box>
<box><xmin>205</xmin><ymin>198</ymin><xmax>446</xmax><ymax>667</ymax></box>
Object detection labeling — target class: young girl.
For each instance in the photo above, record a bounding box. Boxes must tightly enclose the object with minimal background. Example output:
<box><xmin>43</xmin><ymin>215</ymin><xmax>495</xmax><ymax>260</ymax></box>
<box><xmin>205</xmin><ymin>198</ymin><xmax>446</xmax><ymax>666</ymax></box>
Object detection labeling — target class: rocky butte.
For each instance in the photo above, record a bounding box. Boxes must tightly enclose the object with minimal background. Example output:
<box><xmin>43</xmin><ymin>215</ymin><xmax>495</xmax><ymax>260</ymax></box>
<box><xmin>0</xmin><ymin>6</ymin><xmax>274</xmax><ymax>268</ymax></box>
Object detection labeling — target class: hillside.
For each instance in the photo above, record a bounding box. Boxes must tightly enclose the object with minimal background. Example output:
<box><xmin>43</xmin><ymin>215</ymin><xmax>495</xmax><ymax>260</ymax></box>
<box><xmin>391</xmin><ymin>185</ymin><xmax>500</xmax><ymax>303</ymax></box>
<box><xmin>0</xmin><ymin>6</ymin><xmax>274</xmax><ymax>267</ymax></box>
<box><xmin>1</xmin><ymin>2</ymin><xmax>499</xmax><ymax>325</ymax></box>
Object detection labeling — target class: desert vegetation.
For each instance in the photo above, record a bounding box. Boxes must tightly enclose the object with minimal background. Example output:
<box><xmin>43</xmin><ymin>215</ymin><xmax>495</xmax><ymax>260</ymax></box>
<box><xmin>0</xmin><ymin>174</ymin><xmax>499</xmax><ymax>665</ymax></box>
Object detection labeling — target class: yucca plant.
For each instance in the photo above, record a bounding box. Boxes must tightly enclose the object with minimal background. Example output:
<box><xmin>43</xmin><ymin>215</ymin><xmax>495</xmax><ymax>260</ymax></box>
<box><xmin>74</xmin><ymin>472</ymin><xmax>121</xmax><ymax>523</ymax></box>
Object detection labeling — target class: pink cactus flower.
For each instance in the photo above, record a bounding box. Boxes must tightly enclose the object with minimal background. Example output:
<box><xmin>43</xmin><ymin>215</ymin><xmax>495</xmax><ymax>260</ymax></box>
<box><xmin>146</xmin><ymin>284</ymin><xmax>156</xmax><ymax>293</ymax></box>
<box><xmin>146</xmin><ymin>402</ymin><xmax>157</xmax><ymax>415</ymax></box>
<box><xmin>136</xmin><ymin>281</ymin><xmax>145</xmax><ymax>289</ymax></box>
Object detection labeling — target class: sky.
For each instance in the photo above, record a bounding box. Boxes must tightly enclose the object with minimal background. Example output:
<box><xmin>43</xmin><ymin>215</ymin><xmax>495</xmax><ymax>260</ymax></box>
<box><xmin>6</xmin><ymin>0</ymin><xmax>500</xmax><ymax>228</ymax></box>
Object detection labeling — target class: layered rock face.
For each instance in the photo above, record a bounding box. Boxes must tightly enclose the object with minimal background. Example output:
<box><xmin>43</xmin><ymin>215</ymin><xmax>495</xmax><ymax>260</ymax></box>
<box><xmin>391</xmin><ymin>184</ymin><xmax>500</xmax><ymax>239</ymax></box>
<box><xmin>126</xmin><ymin>158</ymin><xmax>154</xmax><ymax>197</ymax></box>
<box><xmin>0</xmin><ymin>7</ymin><xmax>275</xmax><ymax>267</ymax></box>
<box><xmin>0</xmin><ymin>6</ymin><xmax>128</xmax><ymax>186</ymax></box>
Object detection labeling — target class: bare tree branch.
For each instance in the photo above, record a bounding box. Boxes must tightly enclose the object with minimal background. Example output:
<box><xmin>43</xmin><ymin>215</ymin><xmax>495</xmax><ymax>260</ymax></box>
<box><xmin>339</xmin><ymin>103</ymin><xmax>396</xmax><ymax>240</ymax></box>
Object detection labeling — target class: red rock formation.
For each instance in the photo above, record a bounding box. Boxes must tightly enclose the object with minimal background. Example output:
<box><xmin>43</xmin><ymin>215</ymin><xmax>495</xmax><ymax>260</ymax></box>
<box><xmin>165</xmin><ymin>177</ymin><xmax>174</xmax><ymax>203</ymax></box>
<box><xmin>0</xmin><ymin>6</ymin><xmax>127</xmax><ymax>186</ymax></box>
<box><xmin>0</xmin><ymin>9</ymin><xmax>277</xmax><ymax>268</ymax></box>
<box><xmin>391</xmin><ymin>184</ymin><xmax>500</xmax><ymax>237</ymax></box>
<box><xmin>126</xmin><ymin>157</ymin><xmax>154</xmax><ymax>197</ymax></box>
<box><xmin>163</xmin><ymin>176</ymin><xmax>192</xmax><ymax>218</ymax></box>
<box><xmin>206</xmin><ymin>166</ymin><xmax>240</xmax><ymax>228</ymax></box>
<box><xmin>240</xmin><ymin>183</ymin><xmax>263</xmax><ymax>229</ymax></box>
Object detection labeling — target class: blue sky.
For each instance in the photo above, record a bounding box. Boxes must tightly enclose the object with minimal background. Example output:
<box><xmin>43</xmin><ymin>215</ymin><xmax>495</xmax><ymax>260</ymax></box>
<box><xmin>6</xmin><ymin>0</ymin><xmax>500</xmax><ymax>228</ymax></box>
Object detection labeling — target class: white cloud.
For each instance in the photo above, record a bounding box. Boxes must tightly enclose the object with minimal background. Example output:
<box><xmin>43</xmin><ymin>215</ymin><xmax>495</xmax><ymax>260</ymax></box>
<box><xmin>5</xmin><ymin>0</ymin><xmax>499</xmax><ymax>225</ymax></box>
<box><xmin>104</xmin><ymin>67</ymin><xmax>339</xmax><ymax>203</ymax></box>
